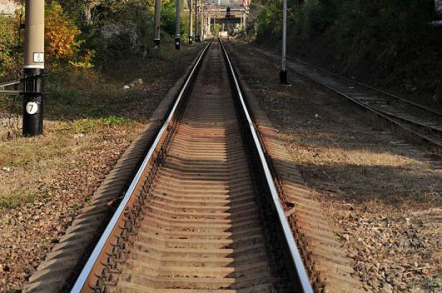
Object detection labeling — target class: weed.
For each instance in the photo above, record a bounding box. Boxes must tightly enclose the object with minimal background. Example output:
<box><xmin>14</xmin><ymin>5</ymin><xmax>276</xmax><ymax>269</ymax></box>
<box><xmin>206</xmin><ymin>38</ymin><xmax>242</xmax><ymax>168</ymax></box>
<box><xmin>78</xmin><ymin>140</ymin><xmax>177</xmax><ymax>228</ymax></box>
<box><xmin>0</xmin><ymin>189</ymin><xmax>37</xmax><ymax>211</ymax></box>
<box><xmin>68</xmin><ymin>203</ymin><xmax>81</xmax><ymax>211</ymax></box>
<box><xmin>421</xmin><ymin>277</ymin><xmax>442</xmax><ymax>290</ymax></box>
<box><xmin>71</xmin><ymin>116</ymin><xmax>132</xmax><ymax>134</ymax></box>
<box><xmin>85</xmin><ymin>198</ymin><xmax>93</xmax><ymax>206</ymax></box>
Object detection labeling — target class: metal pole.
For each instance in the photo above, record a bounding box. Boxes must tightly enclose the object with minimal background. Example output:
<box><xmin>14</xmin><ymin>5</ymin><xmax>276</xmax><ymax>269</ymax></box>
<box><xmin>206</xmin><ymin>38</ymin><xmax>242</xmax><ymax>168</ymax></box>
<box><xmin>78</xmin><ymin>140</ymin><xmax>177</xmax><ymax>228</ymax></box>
<box><xmin>280</xmin><ymin>0</ymin><xmax>288</xmax><ymax>83</ymax></box>
<box><xmin>154</xmin><ymin>0</ymin><xmax>161</xmax><ymax>49</ymax></box>
<box><xmin>226</xmin><ymin>5</ymin><xmax>230</xmax><ymax>40</ymax></box>
<box><xmin>189</xmin><ymin>0</ymin><xmax>193</xmax><ymax>44</ymax></box>
<box><xmin>207</xmin><ymin>14</ymin><xmax>210</xmax><ymax>36</ymax></box>
<box><xmin>202</xmin><ymin>10</ymin><xmax>206</xmax><ymax>40</ymax></box>
<box><xmin>195</xmin><ymin>0</ymin><xmax>199</xmax><ymax>41</ymax></box>
<box><xmin>23</xmin><ymin>0</ymin><xmax>44</xmax><ymax>137</ymax></box>
<box><xmin>200</xmin><ymin>4</ymin><xmax>204</xmax><ymax>41</ymax></box>
<box><xmin>175</xmin><ymin>0</ymin><xmax>181</xmax><ymax>49</ymax></box>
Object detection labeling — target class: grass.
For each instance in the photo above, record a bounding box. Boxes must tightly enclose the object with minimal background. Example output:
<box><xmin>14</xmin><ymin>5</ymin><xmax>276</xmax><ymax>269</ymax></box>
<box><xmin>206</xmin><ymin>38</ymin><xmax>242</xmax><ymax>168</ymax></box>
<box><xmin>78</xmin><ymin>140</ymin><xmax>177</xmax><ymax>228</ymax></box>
<box><xmin>230</xmin><ymin>39</ymin><xmax>442</xmax><ymax>292</ymax></box>
<box><xmin>0</xmin><ymin>41</ymin><xmax>203</xmax><ymax>212</ymax></box>
<box><xmin>69</xmin><ymin>116</ymin><xmax>134</xmax><ymax>134</ymax></box>
<box><xmin>0</xmin><ymin>190</ymin><xmax>38</xmax><ymax>212</ymax></box>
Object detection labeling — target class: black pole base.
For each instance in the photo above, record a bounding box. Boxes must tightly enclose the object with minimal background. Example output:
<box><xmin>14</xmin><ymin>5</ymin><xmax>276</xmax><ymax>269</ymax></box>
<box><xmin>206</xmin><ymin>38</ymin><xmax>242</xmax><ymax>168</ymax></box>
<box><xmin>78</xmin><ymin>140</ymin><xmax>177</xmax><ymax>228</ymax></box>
<box><xmin>280</xmin><ymin>70</ymin><xmax>288</xmax><ymax>84</ymax></box>
<box><xmin>153</xmin><ymin>39</ymin><xmax>160</xmax><ymax>50</ymax></box>
<box><xmin>175</xmin><ymin>37</ymin><xmax>181</xmax><ymax>50</ymax></box>
<box><xmin>195</xmin><ymin>35</ymin><xmax>201</xmax><ymax>42</ymax></box>
<box><xmin>189</xmin><ymin>36</ymin><xmax>193</xmax><ymax>44</ymax></box>
<box><xmin>23</xmin><ymin>68</ymin><xmax>44</xmax><ymax>137</ymax></box>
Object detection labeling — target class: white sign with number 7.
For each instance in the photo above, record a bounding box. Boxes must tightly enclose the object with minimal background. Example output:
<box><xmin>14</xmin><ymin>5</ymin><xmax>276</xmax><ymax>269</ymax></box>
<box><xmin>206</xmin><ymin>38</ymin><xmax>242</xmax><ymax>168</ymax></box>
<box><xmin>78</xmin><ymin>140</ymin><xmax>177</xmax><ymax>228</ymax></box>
<box><xmin>26</xmin><ymin>102</ymin><xmax>39</xmax><ymax>115</ymax></box>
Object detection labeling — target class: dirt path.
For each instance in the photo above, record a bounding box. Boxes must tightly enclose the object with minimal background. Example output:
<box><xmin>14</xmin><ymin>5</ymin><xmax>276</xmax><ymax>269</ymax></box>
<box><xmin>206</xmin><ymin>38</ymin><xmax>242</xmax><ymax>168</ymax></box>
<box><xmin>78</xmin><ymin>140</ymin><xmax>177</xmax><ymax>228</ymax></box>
<box><xmin>227</xmin><ymin>40</ymin><xmax>442</xmax><ymax>293</ymax></box>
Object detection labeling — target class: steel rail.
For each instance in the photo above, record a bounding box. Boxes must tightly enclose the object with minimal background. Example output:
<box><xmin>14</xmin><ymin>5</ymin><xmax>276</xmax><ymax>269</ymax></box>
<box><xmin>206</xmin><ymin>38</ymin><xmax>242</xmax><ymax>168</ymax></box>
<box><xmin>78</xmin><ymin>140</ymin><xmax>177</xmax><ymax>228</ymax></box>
<box><xmin>283</xmin><ymin>54</ymin><xmax>442</xmax><ymax>116</ymax></box>
<box><xmin>281</xmin><ymin>55</ymin><xmax>442</xmax><ymax>133</ymax></box>
<box><xmin>287</xmin><ymin>64</ymin><xmax>442</xmax><ymax>148</ymax></box>
<box><xmin>253</xmin><ymin>47</ymin><xmax>442</xmax><ymax>147</ymax></box>
<box><xmin>70</xmin><ymin>41</ymin><xmax>212</xmax><ymax>293</ymax></box>
<box><xmin>220</xmin><ymin>40</ymin><xmax>314</xmax><ymax>293</ymax></box>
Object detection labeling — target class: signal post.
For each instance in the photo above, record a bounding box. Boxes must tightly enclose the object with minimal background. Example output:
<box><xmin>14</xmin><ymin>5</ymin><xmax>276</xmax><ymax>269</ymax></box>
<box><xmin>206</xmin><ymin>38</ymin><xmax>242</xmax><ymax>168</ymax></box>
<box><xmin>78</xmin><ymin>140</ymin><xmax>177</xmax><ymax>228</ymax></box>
<box><xmin>280</xmin><ymin>0</ymin><xmax>288</xmax><ymax>83</ymax></box>
<box><xmin>188</xmin><ymin>0</ymin><xmax>193</xmax><ymax>43</ymax></box>
<box><xmin>175</xmin><ymin>0</ymin><xmax>181</xmax><ymax>49</ymax></box>
<box><xmin>154</xmin><ymin>0</ymin><xmax>161</xmax><ymax>48</ymax></box>
<box><xmin>23</xmin><ymin>0</ymin><xmax>45</xmax><ymax>136</ymax></box>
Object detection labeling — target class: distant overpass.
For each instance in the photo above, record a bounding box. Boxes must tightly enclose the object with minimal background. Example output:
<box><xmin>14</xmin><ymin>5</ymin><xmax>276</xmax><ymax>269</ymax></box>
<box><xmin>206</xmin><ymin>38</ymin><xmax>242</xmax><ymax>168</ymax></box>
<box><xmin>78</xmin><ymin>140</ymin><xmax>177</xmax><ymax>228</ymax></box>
<box><xmin>183</xmin><ymin>0</ymin><xmax>250</xmax><ymax>39</ymax></box>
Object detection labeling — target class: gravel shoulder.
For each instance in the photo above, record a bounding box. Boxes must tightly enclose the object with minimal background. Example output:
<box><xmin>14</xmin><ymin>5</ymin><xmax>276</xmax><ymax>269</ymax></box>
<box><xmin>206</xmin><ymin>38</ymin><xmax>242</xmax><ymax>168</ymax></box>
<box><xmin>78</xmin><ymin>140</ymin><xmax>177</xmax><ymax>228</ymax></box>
<box><xmin>0</xmin><ymin>43</ymin><xmax>202</xmax><ymax>292</ymax></box>
<box><xmin>228</xmin><ymin>40</ymin><xmax>442</xmax><ymax>293</ymax></box>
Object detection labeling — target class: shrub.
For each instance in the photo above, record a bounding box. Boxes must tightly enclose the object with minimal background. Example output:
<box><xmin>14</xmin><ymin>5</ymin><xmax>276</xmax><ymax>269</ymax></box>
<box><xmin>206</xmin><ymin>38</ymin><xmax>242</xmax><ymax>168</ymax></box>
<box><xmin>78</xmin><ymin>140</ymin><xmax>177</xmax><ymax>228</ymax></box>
<box><xmin>255</xmin><ymin>0</ymin><xmax>442</xmax><ymax>93</ymax></box>
<box><xmin>45</xmin><ymin>2</ymin><xmax>82</xmax><ymax>65</ymax></box>
<box><xmin>0</xmin><ymin>15</ymin><xmax>22</xmax><ymax>79</ymax></box>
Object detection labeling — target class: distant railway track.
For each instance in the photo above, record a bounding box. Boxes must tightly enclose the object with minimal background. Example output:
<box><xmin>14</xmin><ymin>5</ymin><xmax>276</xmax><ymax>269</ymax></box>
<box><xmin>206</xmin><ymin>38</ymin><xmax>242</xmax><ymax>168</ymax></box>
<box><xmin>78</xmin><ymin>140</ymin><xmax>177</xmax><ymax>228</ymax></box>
<box><xmin>254</xmin><ymin>47</ymin><xmax>442</xmax><ymax>148</ymax></box>
<box><xmin>69</xmin><ymin>40</ymin><xmax>313</xmax><ymax>293</ymax></box>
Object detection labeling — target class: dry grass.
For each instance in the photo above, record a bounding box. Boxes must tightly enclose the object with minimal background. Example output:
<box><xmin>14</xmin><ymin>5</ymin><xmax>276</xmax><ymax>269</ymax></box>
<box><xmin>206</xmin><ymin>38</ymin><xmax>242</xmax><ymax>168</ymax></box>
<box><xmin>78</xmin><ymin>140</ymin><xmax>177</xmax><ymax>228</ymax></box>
<box><xmin>229</xmin><ymin>40</ymin><xmax>442</xmax><ymax>292</ymax></box>
<box><xmin>0</xmin><ymin>42</ymin><xmax>202</xmax><ymax>212</ymax></box>
<box><xmin>0</xmin><ymin>118</ymin><xmax>143</xmax><ymax>211</ymax></box>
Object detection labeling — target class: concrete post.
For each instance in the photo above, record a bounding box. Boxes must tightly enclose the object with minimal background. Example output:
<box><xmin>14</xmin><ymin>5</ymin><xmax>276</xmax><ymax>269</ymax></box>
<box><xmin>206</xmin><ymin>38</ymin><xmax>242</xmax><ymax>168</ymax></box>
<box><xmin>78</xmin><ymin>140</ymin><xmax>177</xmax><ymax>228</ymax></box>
<box><xmin>175</xmin><ymin>0</ymin><xmax>181</xmax><ymax>49</ymax></box>
<box><xmin>188</xmin><ymin>0</ymin><xmax>193</xmax><ymax>43</ymax></box>
<box><xmin>280</xmin><ymin>0</ymin><xmax>288</xmax><ymax>83</ymax></box>
<box><xmin>23</xmin><ymin>0</ymin><xmax>44</xmax><ymax>136</ymax></box>
<box><xmin>195</xmin><ymin>0</ymin><xmax>199</xmax><ymax>41</ymax></box>
<box><xmin>200</xmin><ymin>6</ymin><xmax>204</xmax><ymax>40</ymax></box>
<box><xmin>154</xmin><ymin>0</ymin><xmax>161</xmax><ymax>48</ymax></box>
<box><xmin>207</xmin><ymin>15</ymin><xmax>211</xmax><ymax>36</ymax></box>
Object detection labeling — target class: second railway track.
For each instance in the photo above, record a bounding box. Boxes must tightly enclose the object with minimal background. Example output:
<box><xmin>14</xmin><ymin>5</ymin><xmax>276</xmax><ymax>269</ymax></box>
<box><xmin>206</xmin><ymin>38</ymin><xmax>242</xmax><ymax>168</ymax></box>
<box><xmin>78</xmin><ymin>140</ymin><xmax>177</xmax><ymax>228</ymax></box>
<box><xmin>70</xmin><ymin>40</ymin><xmax>313</xmax><ymax>293</ymax></box>
<box><xmin>253</xmin><ymin>46</ymin><xmax>442</xmax><ymax>148</ymax></box>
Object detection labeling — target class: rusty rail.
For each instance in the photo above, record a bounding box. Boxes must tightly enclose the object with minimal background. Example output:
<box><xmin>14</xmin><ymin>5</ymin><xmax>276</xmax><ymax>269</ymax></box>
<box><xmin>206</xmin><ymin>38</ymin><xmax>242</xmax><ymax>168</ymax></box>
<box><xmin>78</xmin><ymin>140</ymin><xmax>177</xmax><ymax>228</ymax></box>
<box><xmin>70</xmin><ymin>40</ymin><xmax>313</xmax><ymax>293</ymax></box>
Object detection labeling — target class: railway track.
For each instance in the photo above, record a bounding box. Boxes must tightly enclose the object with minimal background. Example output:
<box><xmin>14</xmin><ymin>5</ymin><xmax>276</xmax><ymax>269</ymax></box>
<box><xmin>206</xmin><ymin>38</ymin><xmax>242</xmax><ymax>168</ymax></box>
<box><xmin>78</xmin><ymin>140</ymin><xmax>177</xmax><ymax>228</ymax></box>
<box><xmin>254</xmin><ymin>47</ymin><xmax>442</xmax><ymax>148</ymax></box>
<box><xmin>70</xmin><ymin>40</ymin><xmax>313</xmax><ymax>293</ymax></box>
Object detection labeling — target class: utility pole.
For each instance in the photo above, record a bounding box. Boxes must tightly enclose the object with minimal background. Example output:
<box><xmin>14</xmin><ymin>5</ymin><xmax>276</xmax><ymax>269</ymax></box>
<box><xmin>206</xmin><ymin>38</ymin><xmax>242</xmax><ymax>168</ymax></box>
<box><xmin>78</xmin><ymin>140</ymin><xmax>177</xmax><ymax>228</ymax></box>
<box><xmin>154</xmin><ymin>0</ymin><xmax>161</xmax><ymax>49</ymax></box>
<box><xmin>188</xmin><ymin>0</ymin><xmax>193</xmax><ymax>44</ymax></box>
<box><xmin>200</xmin><ymin>7</ymin><xmax>204</xmax><ymax>40</ymax></box>
<box><xmin>280</xmin><ymin>0</ymin><xmax>288</xmax><ymax>83</ymax></box>
<box><xmin>226</xmin><ymin>5</ymin><xmax>230</xmax><ymax>40</ymax></box>
<box><xmin>195</xmin><ymin>0</ymin><xmax>199</xmax><ymax>41</ymax></box>
<box><xmin>207</xmin><ymin>14</ymin><xmax>210</xmax><ymax>36</ymax></box>
<box><xmin>175</xmin><ymin>0</ymin><xmax>181</xmax><ymax>49</ymax></box>
<box><xmin>23</xmin><ymin>0</ymin><xmax>44</xmax><ymax>137</ymax></box>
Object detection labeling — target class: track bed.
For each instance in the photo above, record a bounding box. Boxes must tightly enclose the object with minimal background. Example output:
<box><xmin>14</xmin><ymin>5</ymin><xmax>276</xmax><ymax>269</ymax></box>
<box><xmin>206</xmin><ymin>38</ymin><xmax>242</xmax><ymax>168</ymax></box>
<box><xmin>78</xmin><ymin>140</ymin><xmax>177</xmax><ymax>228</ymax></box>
<box><xmin>115</xmin><ymin>44</ymin><xmax>294</xmax><ymax>292</ymax></box>
<box><xmin>71</xmin><ymin>42</ymin><xmax>310</xmax><ymax>293</ymax></box>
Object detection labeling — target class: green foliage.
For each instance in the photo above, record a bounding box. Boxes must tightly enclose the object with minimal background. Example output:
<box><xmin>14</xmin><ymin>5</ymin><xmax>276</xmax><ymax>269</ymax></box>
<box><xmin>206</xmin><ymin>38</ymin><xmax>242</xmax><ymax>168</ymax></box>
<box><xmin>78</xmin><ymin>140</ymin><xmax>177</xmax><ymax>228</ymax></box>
<box><xmin>0</xmin><ymin>0</ymin><xmax>192</xmax><ymax>80</ymax></box>
<box><xmin>255</xmin><ymin>0</ymin><xmax>442</xmax><ymax>93</ymax></box>
<box><xmin>0</xmin><ymin>189</ymin><xmax>37</xmax><ymax>211</ymax></box>
<box><xmin>0</xmin><ymin>15</ymin><xmax>22</xmax><ymax>79</ymax></box>
<box><xmin>0</xmin><ymin>2</ymin><xmax>85</xmax><ymax>78</ymax></box>
<box><xmin>160</xmin><ymin>0</ymin><xmax>190</xmax><ymax>40</ymax></box>
<box><xmin>45</xmin><ymin>2</ymin><xmax>83</xmax><ymax>65</ymax></box>
<box><xmin>256</xmin><ymin>1</ymin><xmax>282</xmax><ymax>40</ymax></box>
<box><xmin>72</xmin><ymin>116</ymin><xmax>132</xmax><ymax>134</ymax></box>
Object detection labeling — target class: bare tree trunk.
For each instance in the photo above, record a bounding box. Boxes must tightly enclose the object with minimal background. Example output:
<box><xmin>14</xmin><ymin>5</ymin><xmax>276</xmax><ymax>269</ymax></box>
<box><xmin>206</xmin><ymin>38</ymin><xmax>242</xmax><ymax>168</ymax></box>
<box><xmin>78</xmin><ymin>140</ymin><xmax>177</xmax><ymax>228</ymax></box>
<box><xmin>83</xmin><ymin>0</ymin><xmax>100</xmax><ymax>24</ymax></box>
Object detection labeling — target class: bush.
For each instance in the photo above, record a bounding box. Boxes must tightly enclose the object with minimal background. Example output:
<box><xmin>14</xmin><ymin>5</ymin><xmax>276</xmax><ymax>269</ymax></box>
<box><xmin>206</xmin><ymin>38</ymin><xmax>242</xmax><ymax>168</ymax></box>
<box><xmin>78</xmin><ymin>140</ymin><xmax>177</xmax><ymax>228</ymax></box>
<box><xmin>0</xmin><ymin>2</ymin><xmax>84</xmax><ymax>78</ymax></box>
<box><xmin>45</xmin><ymin>2</ymin><xmax>82</xmax><ymax>66</ymax></box>
<box><xmin>0</xmin><ymin>15</ymin><xmax>22</xmax><ymax>79</ymax></box>
<box><xmin>254</xmin><ymin>0</ymin><xmax>442</xmax><ymax>94</ymax></box>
